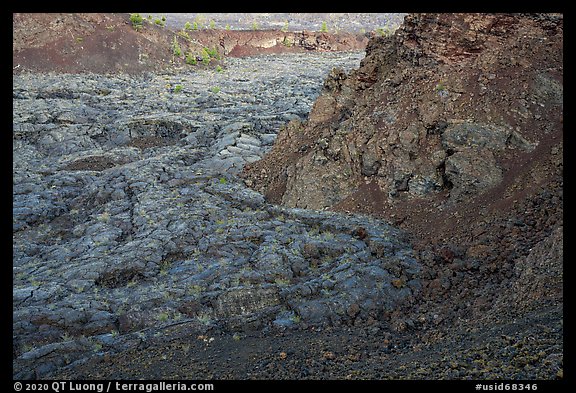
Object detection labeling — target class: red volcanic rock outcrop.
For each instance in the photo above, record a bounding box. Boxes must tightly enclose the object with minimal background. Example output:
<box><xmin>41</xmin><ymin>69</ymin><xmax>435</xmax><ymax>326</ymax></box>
<box><xmin>13</xmin><ymin>13</ymin><xmax>368</xmax><ymax>74</ymax></box>
<box><xmin>243</xmin><ymin>13</ymin><xmax>563</xmax><ymax>242</ymax></box>
<box><xmin>242</xmin><ymin>13</ymin><xmax>563</xmax><ymax>318</ymax></box>
<box><xmin>213</xmin><ymin>30</ymin><xmax>368</xmax><ymax>57</ymax></box>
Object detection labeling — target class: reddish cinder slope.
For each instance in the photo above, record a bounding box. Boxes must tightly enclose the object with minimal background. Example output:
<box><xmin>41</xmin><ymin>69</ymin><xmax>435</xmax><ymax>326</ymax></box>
<box><xmin>13</xmin><ymin>13</ymin><xmax>368</xmax><ymax>74</ymax></box>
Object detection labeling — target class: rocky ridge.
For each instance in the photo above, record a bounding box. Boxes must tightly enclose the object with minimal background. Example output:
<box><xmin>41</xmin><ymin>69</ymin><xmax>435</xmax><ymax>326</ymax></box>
<box><xmin>243</xmin><ymin>13</ymin><xmax>563</xmax><ymax>218</ymax></box>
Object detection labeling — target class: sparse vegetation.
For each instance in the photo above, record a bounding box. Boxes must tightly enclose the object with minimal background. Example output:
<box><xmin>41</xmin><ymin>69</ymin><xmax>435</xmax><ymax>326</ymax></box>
<box><xmin>188</xmin><ymin>284</ymin><xmax>203</xmax><ymax>297</ymax></box>
<box><xmin>196</xmin><ymin>311</ymin><xmax>213</xmax><ymax>325</ymax></box>
<box><xmin>172</xmin><ymin>37</ymin><xmax>182</xmax><ymax>57</ymax></box>
<box><xmin>210</xmin><ymin>86</ymin><xmax>221</xmax><ymax>94</ymax></box>
<box><xmin>375</xmin><ymin>26</ymin><xmax>392</xmax><ymax>37</ymax></box>
<box><xmin>184</xmin><ymin>21</ymin><xmax>192</xmax><ymax>31</ymax></box>
<box><xmin>251</xmin><ymin>21</ymin><xmax>259</xmax><ymax>31</ymax></box>
<box><xmin>435</xmin><ymin>80</ymin><xmax>446</xmax><ymax>91</ymax></box>
<box><xmin>391</xmin><ymin>278</ymin><xmax>406</xmax><ymax>288</ymax></box>
<box><xmin>290</xmin><ymin>314</ymin><xmax>301</xmax><ymax>324</ymax></box>
<box><xmin>157</xmin><ymin>312</ymin><xmax>170</xmax><ymax>323</ymax></box>
<box><xmin>60</xmin><ymin>332</ymin><xmax>73</xmax><ymax>342</ymax></box>
<box><xmin>320</xmin><ymin>21</ymin><xmax>328</xmax><ymax>33</ymax></box>
<box><xmin>159</xmin><ymin>260</ymin><xmax>171</xmax><ymax>276</ymax></box>
<box><xmin>21</xmin><ymin>343</ymin><xmax>35</xmax><ymax>353</ymax></box>
<box><xmin>178</xmin><ymin>30</ymin><xmax>191</xmax><ymax>40</ymax></box>
<box><xmin>435</xmin><ymin>80</ymin><xmax>449</xmax><ymax>98</ymax></box>
<box><xmin>173</xmin><ymin>84</ymin><xmax>183</xmax><ymax>93</ymax></box>
<box><xmin>274</xmin><ymin>277</ymin><xmax>291</xmax><ymax>287</ymax></box>
<box><xmin>92</xmin><ymin>342</ymin><xmax>103</xmax><ymax>352</ymax></box>
<box><xmin>97</xmin><ymin>211</ymin><xmax>110</xmax><ymax>222</ymax></box>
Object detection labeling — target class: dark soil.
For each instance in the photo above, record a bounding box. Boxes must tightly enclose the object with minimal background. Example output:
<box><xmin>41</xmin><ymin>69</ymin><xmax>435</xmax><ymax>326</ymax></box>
<box><xmin>48</xmin><ymin>305</ymin><xmax>562</xmax><ymax>380</ymax></box>
<box><xmin>63</xmin><ymin>156</ymin><xmax>121</xmax><ymax>171</ymax></box>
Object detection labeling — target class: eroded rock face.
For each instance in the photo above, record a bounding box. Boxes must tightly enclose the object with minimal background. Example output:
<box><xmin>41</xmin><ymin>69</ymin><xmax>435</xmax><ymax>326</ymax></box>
<box><xmin>221</xmin><ymin>30</ymin><xmax>368</xmax><ymax>57</ymax></box>
<box><xmin>242</xmin><ymin>13</ymin><xmax>563</xmax><ymax>211</ymax></box>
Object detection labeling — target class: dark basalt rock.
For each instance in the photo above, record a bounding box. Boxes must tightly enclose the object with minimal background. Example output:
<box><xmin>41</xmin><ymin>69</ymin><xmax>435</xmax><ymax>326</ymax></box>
<box><xmin>13</xmin><ymin>52</ymin><xmax>423</xmax><ymax>379</ymax></box>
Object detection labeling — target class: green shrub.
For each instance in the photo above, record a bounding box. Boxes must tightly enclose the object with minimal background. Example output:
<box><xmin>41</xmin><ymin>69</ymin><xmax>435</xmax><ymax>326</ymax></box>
<box><xmin>201</xmin><ymin>48</ymin><xmax>211</xmax><ymax>65</ymax></box>
<box><xmin>290</xmin><ymin>314</ymin><xmax>301</xmax><ymax>323</ymax></box>
<box><xmin>216</xmin><ymin>65</ymin><xmax>223</xmax><ymax>73</ymax></box>
<box><xmin>435</xmin><ymin>80</ymin><xmax>449</xmax><ymax>98</ymax></box>
<box><xmin>130</xmin><ymin>13</ymin><xmax>143</xmax><ymax>30</ymax></box>
<box><xmin>172</xmin><ymin>37</ymin><xmax>182</xmax><ymax>57</ymax></box>
<box><xmin>174</xmin><ymin>84</ymin><xmax>183</xmax><ymax>93</ymax></box>
<box><xmin>157</xmin><ymin>312</ymin><xmax>170</xmax><ymax>323</ymax></box>
<box><xmin>204</xmin><ymin>47</ymin><xmax>219</xmax><ymax>59</ymax></box>
<box><xmin>178</xmin><ymin>30</ymin><xmax>191</xmax><ymax>40</ymax></box>
<box><xmin>320</xmin><ymin>21</ymin><xmax>328</xmax><ymax>33</ymax></box>
<box><xmin>185</xmin><ymin>53</ymin><xmax>197</xmax><ymax>65</ymax></box>
<box><xmin>184</xmin><ymin>21</ymin><xmax>192</xmax><ymax>31</ymax></box>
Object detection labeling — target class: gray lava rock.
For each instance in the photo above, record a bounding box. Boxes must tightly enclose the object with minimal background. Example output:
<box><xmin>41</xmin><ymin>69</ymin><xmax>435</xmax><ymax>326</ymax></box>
<box><xmin>13</xmin><ymin>52</ymin><xmax>423</xmax><ymax>379</ymax></box>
